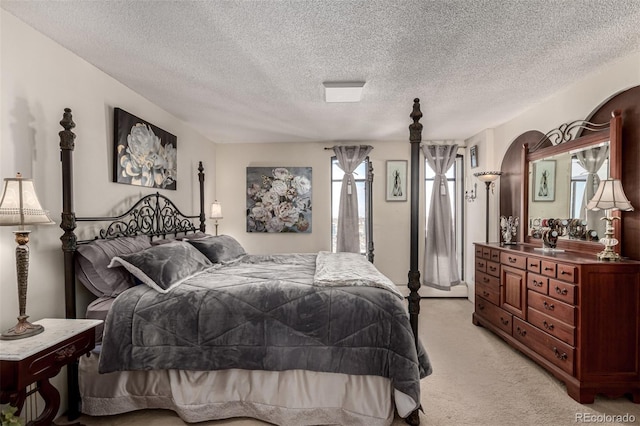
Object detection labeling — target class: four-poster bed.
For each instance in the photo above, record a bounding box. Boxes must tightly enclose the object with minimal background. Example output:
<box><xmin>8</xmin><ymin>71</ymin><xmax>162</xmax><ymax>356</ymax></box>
<box><xmin>57</xmin><ymin>103</ymin><xmax>429</xmax><ymax>425</ymax></box>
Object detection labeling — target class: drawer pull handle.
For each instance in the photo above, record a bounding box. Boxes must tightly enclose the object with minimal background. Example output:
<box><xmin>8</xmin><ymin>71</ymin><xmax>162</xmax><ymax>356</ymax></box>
<box><xmin>478</xmin><ymin>303</ymin><xmax>485</xmax><ymax>311</ymax></box>
<box><xmin>544</xmin><ymin>267</ymin><xmax>554</xmax><ymax>271</ymax></box>
<box><xmin>555</xmin><ymin>286</ymin><xmax>568</xmax><ymax>295</ymax></box>
<box><xmin>483</xmin><ymin>291</ymin><xmax>490</xmax><ymax>297</ymax></box>
<box><xmin>543</xmin><ymin>301</ymin><xmax>555</xmax><ymax>310</ymax></box>
<box><xmin>489</xmin><ymin>266</ymin><xmax>496</xmax><ymax>271</ymax></box>
<box><xmin>508</xmin><ymin>257</ymin><xmax>517</xmax><ymax>263</ymax></box>
<box><xmin>55</xmin><ymin>345</ymin><xmax>77</xmax><ymax>362</ymax></box>
<box><xmin>500</xmin><ymin>317</ymin><xmax>509</xmax><ymax>326</ymax></box>
<box><xmin>529</xmin><ymin>263</ymin><xmax>537</xmax><ymax>267</ymax></box>
<box><xmin>543</xmin><ymin>321</ymin><xmax>554</xmax><ymax>330</ymax></box>
<box><xmin>516</xmin><ymin>326</ymin><xmax>527</xmax><ymax>337</ymax></box>
<box><xmin>553</xmin><ymin>347</ymin><xmax>568</xmax><ymax>360</ymax></box>
<box><xmin>483</xmin><ymin>277</ymin><xmax>490</xmax><ymax>283</ymax></box>
<box><xmin>560</xmin><ymin>270</ymin><xmax>571</xmax><ymax>276</ymax></box>
<box><xmin>533</xmin><ymin>280</ymin><xmax>542</xmax><ymax>287</ymax></box>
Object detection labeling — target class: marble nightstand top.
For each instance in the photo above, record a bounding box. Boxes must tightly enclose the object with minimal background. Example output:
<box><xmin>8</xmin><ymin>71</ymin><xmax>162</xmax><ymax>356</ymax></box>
<box><xmin>0</xmin><ymin>318</ymin><xmax>102</xmax><ymax>361</ymax></box>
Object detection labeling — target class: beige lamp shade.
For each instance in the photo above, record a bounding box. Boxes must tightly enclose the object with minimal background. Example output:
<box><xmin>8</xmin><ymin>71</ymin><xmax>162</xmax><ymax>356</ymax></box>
<box><xmin>586</xmin><ymin>179</ymin><xmax>634</xmax><ymax>211</ymax></box>
<box><xmin>210</xmin><ymin>201</ymin><xmax>223</xmax><ymax>219</ymax></box>
<box><xmin>473</xmin><ymin>171</ymin><xmax>502</xmax><ymax>183</ymax></box>
<box><xmin>0</xmin><ymin>174</ymin><xmax>55</xmax><ymax>228</ymax></box>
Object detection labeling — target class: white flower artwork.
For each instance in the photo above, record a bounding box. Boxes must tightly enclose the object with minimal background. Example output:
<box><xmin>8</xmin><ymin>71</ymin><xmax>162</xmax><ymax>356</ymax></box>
<box><xmin>114</xmin><ymin>108</ymin><xmax>177</xmax><ymax>190</ymax></box>
<box><xmin>246</xmin><ymin>167</ymin><xmax>312</xmax><ymax>233</ymax></box>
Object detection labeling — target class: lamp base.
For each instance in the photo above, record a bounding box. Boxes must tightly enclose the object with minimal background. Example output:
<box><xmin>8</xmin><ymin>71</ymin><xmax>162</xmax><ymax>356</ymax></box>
<box><xmin>1</xmin><ymin>315</ymin><xmax>44</xmax><ymax>340</ymax></box>
<box><xmin>597</xmin><ymin>246</ymin><xmax>621</xmax><ymax>262</ymax></box>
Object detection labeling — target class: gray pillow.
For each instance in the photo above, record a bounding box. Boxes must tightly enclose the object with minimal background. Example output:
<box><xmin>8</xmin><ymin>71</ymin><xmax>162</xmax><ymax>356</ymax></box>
<box><xmin>187</xmin><ymin>235</ymin><xmax>247</xmax><ymax>264</ymax></box>
<box><xmin>76</xmin><ymin>235</ymin><xmax>152</xmax><ymax>297</ymax></box>
<box><xmin>108</xmin><ymin>241</ymin><xmax>213</xmax><ymax>293</ymax></box>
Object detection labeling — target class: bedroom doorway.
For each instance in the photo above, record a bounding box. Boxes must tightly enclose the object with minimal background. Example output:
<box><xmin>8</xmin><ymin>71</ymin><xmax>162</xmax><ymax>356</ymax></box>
<box><xmin>423</xmin><ymin>153</ymin><xmax>467</xmax><ymax>298</ymax></box>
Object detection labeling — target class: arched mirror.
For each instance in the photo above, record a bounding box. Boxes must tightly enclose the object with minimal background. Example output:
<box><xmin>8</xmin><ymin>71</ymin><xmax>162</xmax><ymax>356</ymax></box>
<box><xmin>521</xmin><ymin>111</ymin><xmax>622</xmax><ymax>253</ymax></box>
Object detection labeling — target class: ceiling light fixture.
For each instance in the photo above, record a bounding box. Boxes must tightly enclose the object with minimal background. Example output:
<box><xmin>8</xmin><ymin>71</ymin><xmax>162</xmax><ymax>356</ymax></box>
<box><xmin>323</xmin><ymin>82</ymin><xmax>365</xmax><ymax>103</ymax></box>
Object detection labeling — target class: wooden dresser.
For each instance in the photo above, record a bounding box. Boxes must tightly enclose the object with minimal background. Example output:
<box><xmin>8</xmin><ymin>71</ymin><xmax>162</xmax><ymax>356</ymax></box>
<box><xmin>472</xmin><ymin>243</ymin><xmax>640</xmax><ymax>403</ymax></box>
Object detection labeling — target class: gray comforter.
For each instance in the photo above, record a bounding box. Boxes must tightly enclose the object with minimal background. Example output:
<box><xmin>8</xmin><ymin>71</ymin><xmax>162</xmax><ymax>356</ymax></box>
<box><xmin>99</xmin><ymin>252</ymin><xmax>431</xmax><ymax>404</ymax></box>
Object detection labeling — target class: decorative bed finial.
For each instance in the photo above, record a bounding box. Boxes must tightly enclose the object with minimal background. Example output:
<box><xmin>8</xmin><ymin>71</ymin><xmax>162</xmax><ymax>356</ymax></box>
<box><xmin>409</xmin><ymin>98</ymin><xmax>423</xmax><ymax>144</ymax></box>
<box><xmin>59</xmin><ymin>108</ymin><xmax>76</xmax><ymax>151</ymax></box>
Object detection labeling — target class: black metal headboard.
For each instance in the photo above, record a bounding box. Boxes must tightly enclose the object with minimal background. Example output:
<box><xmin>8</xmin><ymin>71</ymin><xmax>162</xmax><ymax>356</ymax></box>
<box><xmin>58</xmin><ymin>107</ymin><xmax>206</xmax><ymax>319</ymax></box>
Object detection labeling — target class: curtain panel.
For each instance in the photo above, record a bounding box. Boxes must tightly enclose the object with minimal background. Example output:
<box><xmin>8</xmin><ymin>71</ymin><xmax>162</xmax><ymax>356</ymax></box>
<box><xmin>333</xmin><ymin>145</ymin><xmax>373</xmax><ymax>253</ymax></box>
<box><xmin>422</xmin><ymin>144</ymin><xmax>460</xmax><ymax>290</ymax></box>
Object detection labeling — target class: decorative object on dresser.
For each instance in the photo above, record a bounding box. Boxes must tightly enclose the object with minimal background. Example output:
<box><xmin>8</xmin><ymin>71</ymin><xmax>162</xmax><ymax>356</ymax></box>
<box><xmin>499</xmin><ymin>216</ymin><xmax>519</xmax><ymax>245</ymax></box>
<box><xmin>209</xmin><ymin>200</ymin><xmax>223</xmax><ymax>236</ymax></box>
<box><xmin>0</xmin><ymin>318</ymin><xmax>101</xmax><ymax>425</ymax></box>
<box><xmin>113</xmin><ymin>107</ymin><xmax>177</xmax><ymax>190</ymax></box>
<box><xmin>586</xmin><ymin>179</ymin><xmax>635</xmax><ymax>261</ymax></box>
<box><xmin>473</xmin><ymin>242</ymin><xmax>640</xmax><ymax>404</ymax></box>
<box><xmin>474</xmin><ymin>171</ymin><xmax>502</xmax><ymax>243</ymax></box>
<box><xmin>0</xmin><ymin>174</ymin><xmax>55</xmax><ymax>340</ymax></box>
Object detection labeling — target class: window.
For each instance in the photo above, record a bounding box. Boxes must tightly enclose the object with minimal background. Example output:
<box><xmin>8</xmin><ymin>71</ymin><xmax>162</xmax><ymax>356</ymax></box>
<box><xmin>424</xmin><ymin>155</ymin><xmax>464</xmax><ymax>279</ymax></box>
<box><xmin>331</xmin><ymin>157</ymin><xmax>370</xmax><ymax>254</ymax></box>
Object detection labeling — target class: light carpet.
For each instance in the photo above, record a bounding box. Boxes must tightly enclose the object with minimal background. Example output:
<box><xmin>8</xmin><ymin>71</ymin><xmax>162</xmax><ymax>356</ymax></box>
<box><xmin>57</xmin><ymin>298</ymin><xmax>640</xmax><ymax>425</ymax></box>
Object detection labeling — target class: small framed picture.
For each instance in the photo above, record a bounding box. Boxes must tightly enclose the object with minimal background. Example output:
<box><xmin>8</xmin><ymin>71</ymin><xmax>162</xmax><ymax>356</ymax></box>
<box><xmin>533</xmin><ymin>160</ymin><xmax>556</xmax><ymax>202</ymax></box>
<box><xmin>386</xmin><ymin>160</ymin><xmax>407</xmax><ymax>202</ymax></box>
<box><xmin>470</xmin><ymin>145</ymin><xmax>478</xmax><ymax>169</ymax></box>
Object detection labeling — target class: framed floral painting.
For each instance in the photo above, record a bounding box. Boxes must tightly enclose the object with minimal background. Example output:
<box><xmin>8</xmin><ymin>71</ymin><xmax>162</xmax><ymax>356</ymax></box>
<box><xmin>246</xmin><ymin>167</ymin><xmax>312</xmax><ymax>233</ymax></box>
<box><xmin>113</xmin><ymin>108</ymin><xmax>177</xmax><ymax>190</ymax></box>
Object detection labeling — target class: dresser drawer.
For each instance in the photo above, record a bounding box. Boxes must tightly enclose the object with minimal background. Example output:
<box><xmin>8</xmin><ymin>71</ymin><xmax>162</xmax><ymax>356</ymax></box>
<box><xmin>527</xmin><ymin>257</ymin><xmax>541</xmax><ymax>273</ymax></box>
<box><xmin>476</xmin><ymin>297</ymin><xmax>513</xmax><ymax>335</ymax></box>
<box><xmin>528</xmin><ymin>291</ymin><xmax>575</xmax><ymax>326</ymax></box>
<box><xmin>513</xmin><ymin>318</ymin><xmax>574</xmax><ymax>375</ymax></box>
<box><xmin>490</xmin><ymin>249</ymin><xmax>501</xmax><ymax>262</ymax></box>
<box><xmin>528</xmin><ymin>307</ymin><xmax>575</xmax><ymax>346</ymax></box>
<box><xmin>476</xmin><ymin>271</ymin><xmax>500</xmax><ymax>289</ymax></box>
<box><xmin>486</xmin><ymin>260</ymin><xmax>500</xmax><ymax>277</ymax></box>
<box><xmin>475</xmin><ymin>258</ymin><xmax>487</xmax><ymax>273</ymax></box>
<box><xmin>475</xmin><ymin>246</ymin><xmax>483</xmax><ymax>257</ymax></box>
<box><xmin>477</xmin><ymin>279</ymin><xmax>500</xmax><ymax>305</ymax></box>
<box><xmin>482</xmin><ymin>247</ymin><xmax>491</xmax><ymax>259</ymax></box>
<box><xmin>548</xmin><ymin>279</ymin><xmax>576</xmax><ymax>304</ymax></box>
<box><xmin>541</xmin><ymin>260</ymin><xmax>557</xmax><ymax>278</ymax></box>
<box><xmin>501</xmin><ymin>252</ymin><xmax>526</xmax><ymax>270</ymax></box>
<box><xmin>557</xmin><ymin>264</ymin><xmax>578</xmax><ymax>283</ymax></box>
<box><xmin>527</xmin><ymin>273</ymin><xmax>548</xmax><ymax>295</ymax></box>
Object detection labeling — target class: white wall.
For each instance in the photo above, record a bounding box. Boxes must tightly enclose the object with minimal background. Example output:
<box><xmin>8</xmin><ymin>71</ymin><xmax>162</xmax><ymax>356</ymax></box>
<box><xmin>463</xmin><ymin>52</ymin><xmax>640</xmax><ymax>302</ymax></box>
<box><xmin>1</xmin><ymin>10</ymin><xmax>216</xmax><ymax>416</ymax></box>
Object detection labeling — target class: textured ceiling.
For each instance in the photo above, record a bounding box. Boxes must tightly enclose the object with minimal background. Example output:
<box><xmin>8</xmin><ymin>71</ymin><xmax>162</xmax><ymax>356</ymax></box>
<box><xmin>2</xmin><ymin>0</ymin><xmax>640</xmax><ymax>144</ymax></box>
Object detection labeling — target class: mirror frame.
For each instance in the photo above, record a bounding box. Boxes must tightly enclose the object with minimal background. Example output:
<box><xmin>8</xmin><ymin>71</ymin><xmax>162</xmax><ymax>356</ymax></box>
<box><xmin>521</xmin><ymin>110</ymin><xmax>622</xmax><ymax>254</ymax></box>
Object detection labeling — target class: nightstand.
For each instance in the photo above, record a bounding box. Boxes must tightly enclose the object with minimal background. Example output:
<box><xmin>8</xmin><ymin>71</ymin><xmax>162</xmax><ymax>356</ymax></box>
<box><xmin>0</xmin><ymin>318</ymin><xmax>102</xmax><ymax>426</ymax></box>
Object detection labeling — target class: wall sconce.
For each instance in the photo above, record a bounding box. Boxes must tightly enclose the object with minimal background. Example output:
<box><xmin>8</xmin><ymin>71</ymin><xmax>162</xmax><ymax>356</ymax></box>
<box><xmin>586</xmin><ymin>179</ymin><xmax>634</xmax><ymax>261</ymax></box>
<box><xmin>474</xmin><ymin>171</ymin><xmax>503</xmax><ymax>243</ymax></box>
<box><xmin>210</xmin><ymin>201</ymin><xmax>223</xmax><ymax>236</ymax></box>
<box><xmin>465</xmin><ymin>182</ymin><xmax>477</xmax><ymax>202</ymax></box>
<box><xmin>0</xmin><ymin>173</ymin><xmax>55</xmax><ymax>340</ymax></box>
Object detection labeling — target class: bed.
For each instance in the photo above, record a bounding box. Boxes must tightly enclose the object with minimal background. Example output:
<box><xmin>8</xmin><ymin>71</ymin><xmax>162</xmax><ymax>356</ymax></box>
<box><xmin>58</xmin><ymin>103</ymin><xmax>430</xmax><ymax>425</ymax></box>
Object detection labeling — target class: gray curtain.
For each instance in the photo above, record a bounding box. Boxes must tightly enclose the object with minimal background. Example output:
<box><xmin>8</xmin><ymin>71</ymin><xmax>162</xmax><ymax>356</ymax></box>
<box><xmin>575</xmin><ymin>145</ymin><xmax>608</xmax><ymax>237</ymax></box>
<box><xmin>333</xmin><ymin>145</ymin><xmax>373</xmax><ymax>253</ymax></box>
<box><xmin>422</xmin><ymin>144</ymin><xmax>461</xmax><ymax>290</ymax></box>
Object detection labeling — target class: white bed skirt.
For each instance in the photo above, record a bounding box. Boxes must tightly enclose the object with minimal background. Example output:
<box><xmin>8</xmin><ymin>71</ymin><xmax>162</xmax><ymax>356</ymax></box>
<box><xmin>79</xmin><ymin>352</ymin><xmax>417</xmax><ymax>425</ymax></box>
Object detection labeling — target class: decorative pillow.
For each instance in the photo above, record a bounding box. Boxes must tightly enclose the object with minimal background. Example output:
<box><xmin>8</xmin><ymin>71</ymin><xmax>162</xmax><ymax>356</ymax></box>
<box><xmin>108</xmin><ymin>241</ymin><xmax>213</xmax><ymax>293</ymax></box>
<box><xmin>187</xmin><ymin>235</ymin><xmax>247</xmax><ymax>264</ymax></box>
<box><xmin>76</xmin><ymin>235</ymin><xmax>152</xmax><ymax>297</ymax></box>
